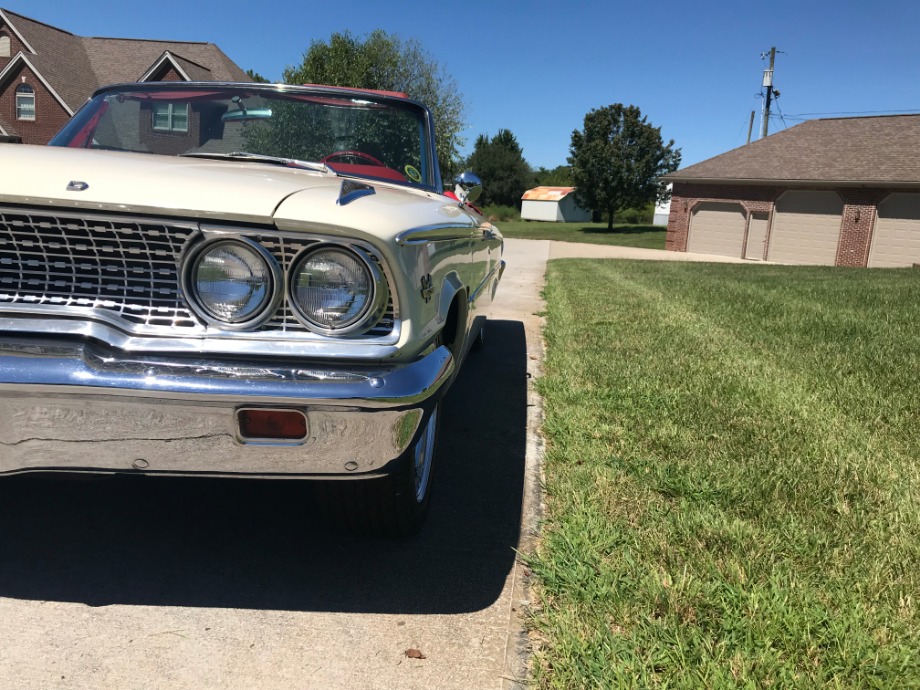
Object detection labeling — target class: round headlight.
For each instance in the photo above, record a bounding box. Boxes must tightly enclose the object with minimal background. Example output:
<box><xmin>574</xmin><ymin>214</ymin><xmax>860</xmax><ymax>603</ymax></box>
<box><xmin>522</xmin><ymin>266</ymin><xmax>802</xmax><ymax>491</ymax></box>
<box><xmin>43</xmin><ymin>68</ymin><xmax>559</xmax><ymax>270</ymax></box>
<box><xmin>290</xmin><ymin>246</ymin><xmax>380</xmax><ymax>332</ymax></box>
<box><xmin>188</xmin><ymin>240</ymin><xmax>276</xmax><ymax>325</ymax></box>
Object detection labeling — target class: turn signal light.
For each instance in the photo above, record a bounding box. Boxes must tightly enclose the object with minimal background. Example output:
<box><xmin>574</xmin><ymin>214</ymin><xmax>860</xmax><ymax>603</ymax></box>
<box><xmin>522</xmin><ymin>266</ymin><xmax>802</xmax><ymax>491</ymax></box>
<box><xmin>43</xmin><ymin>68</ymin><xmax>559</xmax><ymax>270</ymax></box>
<box><xmin>237</xmin><ymin>408</ymin><xmax>307</xmax><ymax>440</ymax></box>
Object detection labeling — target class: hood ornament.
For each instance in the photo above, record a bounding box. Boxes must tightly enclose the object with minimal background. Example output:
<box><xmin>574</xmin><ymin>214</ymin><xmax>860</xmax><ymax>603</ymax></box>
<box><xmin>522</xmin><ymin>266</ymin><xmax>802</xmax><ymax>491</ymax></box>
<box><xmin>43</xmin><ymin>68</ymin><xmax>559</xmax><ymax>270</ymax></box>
<box><xmin>337</xmin><ymin>179</ymin><xmax>375</xmax><ymax>206</ymax></box>
<box><xmin>66</xmin><ymin>181</ymin><xmax>89</xmax><ymax>192</ymax></box>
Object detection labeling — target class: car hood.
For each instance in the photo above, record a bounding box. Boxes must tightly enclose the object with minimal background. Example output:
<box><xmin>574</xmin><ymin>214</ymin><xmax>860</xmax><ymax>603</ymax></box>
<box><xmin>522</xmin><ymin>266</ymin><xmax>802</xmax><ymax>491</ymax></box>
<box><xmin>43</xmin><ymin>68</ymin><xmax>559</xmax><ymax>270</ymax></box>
<box><xmin>0</xmin><ymin>146</ymin><xmax>466</xmax><ymax>233</ymax></box>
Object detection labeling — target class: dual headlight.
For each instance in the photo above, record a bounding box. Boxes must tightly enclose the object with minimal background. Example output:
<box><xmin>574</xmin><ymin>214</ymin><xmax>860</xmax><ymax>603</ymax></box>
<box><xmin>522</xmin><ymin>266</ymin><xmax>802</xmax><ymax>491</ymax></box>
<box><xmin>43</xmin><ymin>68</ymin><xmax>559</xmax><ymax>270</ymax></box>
<box><xmin>183</xmin><ymin>238</ymin><xmax>387</xmax><ymax>335</ymax></box>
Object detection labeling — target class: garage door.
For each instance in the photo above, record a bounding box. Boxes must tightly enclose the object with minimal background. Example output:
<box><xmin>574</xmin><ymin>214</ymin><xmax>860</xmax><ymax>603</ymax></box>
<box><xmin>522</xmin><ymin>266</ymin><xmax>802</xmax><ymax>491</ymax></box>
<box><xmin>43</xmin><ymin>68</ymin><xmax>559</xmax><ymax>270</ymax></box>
<box><xmin>687</xmin><ymin>202</ymin><xmax>746</xmax><ymax>257</ymax></box>
<box><xmin>869</xmin><ymin>194</ymin><xmax>920</xmax><ymax>268</ymax></box>
<box><xmin>767</xmin><ymin>191</ymin><xmax>843</xmax><ymax>265</ymax></box>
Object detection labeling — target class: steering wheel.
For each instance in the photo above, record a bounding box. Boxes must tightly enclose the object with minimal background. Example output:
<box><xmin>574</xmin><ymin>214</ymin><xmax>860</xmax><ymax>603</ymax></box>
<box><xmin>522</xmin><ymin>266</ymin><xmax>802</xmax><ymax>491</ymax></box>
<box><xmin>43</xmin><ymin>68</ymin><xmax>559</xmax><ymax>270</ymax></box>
<box><xmin>321</xmin><ymin>150</ymin><xmax>386</xmax><ymax>167</ymax></box>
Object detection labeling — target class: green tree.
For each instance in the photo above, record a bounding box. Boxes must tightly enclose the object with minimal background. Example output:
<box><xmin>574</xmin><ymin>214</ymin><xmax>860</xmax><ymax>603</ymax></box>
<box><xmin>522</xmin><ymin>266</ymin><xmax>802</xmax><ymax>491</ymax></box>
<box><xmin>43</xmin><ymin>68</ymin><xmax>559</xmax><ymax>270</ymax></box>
<box><xmin>284</xmin><ymin>30</ymin><xmax>466</xmax><ymax>180</ymax></box>
<box><xmin>245</xmin><ymin>69</ymin><xmax>269</xmax><ymax>83</ymax></box>
<box><xmin>569</xmin><ymin>104</ymin><xmax>680</xmax><ymax>230</ymax></box>
<box><xmin>467</xmin><ymin>129</ymin><xmax>531</xmax><ymax>208</ymax></box>
<box><xmin>532</xmin><ymin>164</ymin><xmax>574</xmax><ymax>187</ymax></box>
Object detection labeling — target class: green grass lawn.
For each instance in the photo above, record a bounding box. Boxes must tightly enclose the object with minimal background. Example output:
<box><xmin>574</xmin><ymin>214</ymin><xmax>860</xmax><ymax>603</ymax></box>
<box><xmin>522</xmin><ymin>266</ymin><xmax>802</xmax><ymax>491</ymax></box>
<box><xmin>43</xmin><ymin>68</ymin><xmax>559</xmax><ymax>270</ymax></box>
<box><xmin>529</xmin><ymin>260</ymin><xmax>920</xmax><ymax>688</ymax></box>
<box><xmin>496</xmin><ymin>220</ymin><xmax>666</xmax><ymax>250</ymax></box>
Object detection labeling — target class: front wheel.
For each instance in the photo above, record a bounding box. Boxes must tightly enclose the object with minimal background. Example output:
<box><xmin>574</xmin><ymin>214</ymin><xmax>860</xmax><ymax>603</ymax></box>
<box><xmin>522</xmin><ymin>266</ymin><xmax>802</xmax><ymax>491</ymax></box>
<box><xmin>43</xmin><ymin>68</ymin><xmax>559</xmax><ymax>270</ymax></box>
<box><xmin>408</xmin><ymin>402</ymin><xmax>439</xmax><ymax>509</ymax></box>
<box><xmin>313</xmin><ymin>401</ymin><xmax>441</xmax><ymax>538</ymax></box>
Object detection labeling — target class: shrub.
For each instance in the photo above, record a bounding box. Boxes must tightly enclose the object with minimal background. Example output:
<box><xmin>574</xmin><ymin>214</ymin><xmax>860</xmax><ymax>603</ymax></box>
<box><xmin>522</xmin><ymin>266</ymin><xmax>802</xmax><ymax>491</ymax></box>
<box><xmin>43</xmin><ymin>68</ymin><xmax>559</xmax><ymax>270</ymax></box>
<box><xmin>596</xmin><ymin>203</ymin><xmax>655</xmax><ymax>225</ymax></box>
<box><xmin>480</xmin><ymin>204</ymin><xmax>519</xmax><ymax>222</ymax></box>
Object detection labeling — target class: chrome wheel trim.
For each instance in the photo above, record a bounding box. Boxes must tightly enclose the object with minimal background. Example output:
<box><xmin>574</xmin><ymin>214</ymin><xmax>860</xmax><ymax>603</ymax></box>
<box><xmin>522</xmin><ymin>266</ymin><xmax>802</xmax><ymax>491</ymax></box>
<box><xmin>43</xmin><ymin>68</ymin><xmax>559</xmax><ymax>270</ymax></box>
<box><xmin>413</xmin><ymin>407</ymin><xmax>438</xmax><ymax>503</ymax></box>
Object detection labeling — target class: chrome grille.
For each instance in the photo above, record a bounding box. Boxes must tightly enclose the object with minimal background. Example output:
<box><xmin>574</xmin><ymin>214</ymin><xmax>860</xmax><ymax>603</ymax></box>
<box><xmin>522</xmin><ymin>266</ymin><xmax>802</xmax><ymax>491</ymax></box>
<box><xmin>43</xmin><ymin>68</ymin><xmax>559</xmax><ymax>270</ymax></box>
<box><xmin>0</xmin><ymin>207</ymin><xmax>397</xmax><ymax>338</ymax></box>
<box><xmin>0</xmin><ymin>208</ymin><xmax>199</xmax><ymax>329</ymax></box>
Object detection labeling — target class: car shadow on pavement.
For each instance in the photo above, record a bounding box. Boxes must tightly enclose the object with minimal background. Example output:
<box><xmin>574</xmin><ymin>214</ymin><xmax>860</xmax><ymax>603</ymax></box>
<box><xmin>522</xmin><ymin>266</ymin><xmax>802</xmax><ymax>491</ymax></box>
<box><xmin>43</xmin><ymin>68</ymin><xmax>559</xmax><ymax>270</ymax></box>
<box><xmin>0</xmin><ymin>320</ymin><xmax>527</xmax><ymax>615</ymax></box>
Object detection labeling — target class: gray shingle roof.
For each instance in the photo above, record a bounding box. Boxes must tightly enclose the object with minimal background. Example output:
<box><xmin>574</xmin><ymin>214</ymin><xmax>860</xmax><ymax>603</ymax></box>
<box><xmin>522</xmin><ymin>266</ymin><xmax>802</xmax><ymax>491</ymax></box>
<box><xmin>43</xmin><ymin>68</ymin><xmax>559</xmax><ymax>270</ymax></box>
<box><xmin>168</xmin><ymin>53</ymin><xmax>214</xmax><ymax>81</ymax></box>
<box><xmin>666</xmin><ymin>114</ymin><xmax>920</xmax><ymax>186</ymax></box>
<box><xmin>1</xmin><ymin>9</ymin><xmax>96</xmax><ymax>110</ymax></box>
<box><xmin>82</xmin><ymin>37</ymin><xmax>248</xmax><ymax>87</ymax></box>
<box><xmin>0</xmin><ymin>9</ymin><xmax>250</xmax><ymax>112</ymax></box>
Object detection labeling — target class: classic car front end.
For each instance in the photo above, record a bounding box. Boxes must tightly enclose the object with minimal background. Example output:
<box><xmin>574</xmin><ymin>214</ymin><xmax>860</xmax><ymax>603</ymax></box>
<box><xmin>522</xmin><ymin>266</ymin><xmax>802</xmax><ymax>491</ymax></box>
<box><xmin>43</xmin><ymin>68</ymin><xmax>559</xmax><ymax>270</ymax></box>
<box><xmin>0</xmin><ymin>82</ymin><xmax>504</xmax><ymax>535</ymax></box>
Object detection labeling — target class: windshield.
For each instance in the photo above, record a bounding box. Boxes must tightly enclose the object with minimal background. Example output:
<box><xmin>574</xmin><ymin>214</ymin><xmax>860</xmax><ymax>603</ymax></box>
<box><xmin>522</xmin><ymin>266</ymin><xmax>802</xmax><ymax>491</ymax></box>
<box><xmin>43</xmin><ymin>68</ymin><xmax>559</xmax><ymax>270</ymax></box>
<box><xmin>50</xmin><ymin>84</ymin><xmax>438</xmax><ymax>190</ymax></box>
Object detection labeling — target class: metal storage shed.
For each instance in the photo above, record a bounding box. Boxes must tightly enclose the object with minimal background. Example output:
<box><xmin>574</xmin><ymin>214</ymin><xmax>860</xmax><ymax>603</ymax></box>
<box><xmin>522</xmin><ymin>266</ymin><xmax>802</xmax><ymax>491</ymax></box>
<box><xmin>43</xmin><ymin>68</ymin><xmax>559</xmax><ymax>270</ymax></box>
<box><xmin>521</xmin><ymin>187</ymin><xmax>591</xmax><ymax>222</ymax></box>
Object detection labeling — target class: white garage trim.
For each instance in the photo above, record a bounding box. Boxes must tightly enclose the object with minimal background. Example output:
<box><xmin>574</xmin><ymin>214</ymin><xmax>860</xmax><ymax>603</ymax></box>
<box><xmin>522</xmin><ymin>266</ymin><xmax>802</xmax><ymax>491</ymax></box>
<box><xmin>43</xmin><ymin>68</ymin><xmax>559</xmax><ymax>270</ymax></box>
<box><xmin>768</xmin><ymin>191</ymin><xmax>843</xmax><ymax>265</ymax></box>
<box><xmin>869</xmin><ymin>193</ymin><xmax>920</xmax><ymax>268</ymax></box>
<box><xmin>687</xmin><ymin>202</ymin><xmax>746</xmax><ymax>257</ymax></box>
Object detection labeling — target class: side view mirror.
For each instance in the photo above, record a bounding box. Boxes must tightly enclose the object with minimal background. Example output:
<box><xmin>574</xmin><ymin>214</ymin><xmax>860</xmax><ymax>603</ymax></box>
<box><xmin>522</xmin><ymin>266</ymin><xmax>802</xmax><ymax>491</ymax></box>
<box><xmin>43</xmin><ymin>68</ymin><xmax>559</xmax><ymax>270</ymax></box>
<box><xmin>454</xmin><ymin>172</ymin><xmax>482</xmax><ymax>205</ymax></box>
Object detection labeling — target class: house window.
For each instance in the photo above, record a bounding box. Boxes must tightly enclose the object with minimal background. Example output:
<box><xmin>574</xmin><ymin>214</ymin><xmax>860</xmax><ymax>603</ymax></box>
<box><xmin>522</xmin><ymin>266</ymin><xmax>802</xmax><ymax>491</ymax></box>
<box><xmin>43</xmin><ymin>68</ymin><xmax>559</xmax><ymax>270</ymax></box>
<box><xmin>152</xmin><ymin>102</ymin><xmax>189</xmax><ymax>133</ymax></box>
<box><xmin>0</xmin><ymin>34</ymin><xmax>10</xmax><ymax>58</ymax></box>
<box><xmin>15</xmin><ymin>84</ymin><xmax>34</xmax><ymax>121</ymax></box>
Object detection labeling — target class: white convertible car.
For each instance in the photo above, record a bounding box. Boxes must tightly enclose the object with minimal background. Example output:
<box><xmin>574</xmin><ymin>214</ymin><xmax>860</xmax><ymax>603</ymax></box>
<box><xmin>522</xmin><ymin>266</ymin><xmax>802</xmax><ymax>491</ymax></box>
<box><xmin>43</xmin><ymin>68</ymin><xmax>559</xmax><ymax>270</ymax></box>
<box><xmin>0</xmin><ymin>81</ymin><xmax>504</xmax><ymax>536</ymax></box>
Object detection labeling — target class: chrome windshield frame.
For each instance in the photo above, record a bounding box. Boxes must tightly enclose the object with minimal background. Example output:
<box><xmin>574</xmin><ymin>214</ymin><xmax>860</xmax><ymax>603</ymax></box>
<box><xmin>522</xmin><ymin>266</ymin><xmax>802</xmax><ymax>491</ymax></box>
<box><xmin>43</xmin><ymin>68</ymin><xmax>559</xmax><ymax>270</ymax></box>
<box><xmin>49</xmin><ymin>81</ymin><xmax>444</xmax><ymax>194</ymax></box>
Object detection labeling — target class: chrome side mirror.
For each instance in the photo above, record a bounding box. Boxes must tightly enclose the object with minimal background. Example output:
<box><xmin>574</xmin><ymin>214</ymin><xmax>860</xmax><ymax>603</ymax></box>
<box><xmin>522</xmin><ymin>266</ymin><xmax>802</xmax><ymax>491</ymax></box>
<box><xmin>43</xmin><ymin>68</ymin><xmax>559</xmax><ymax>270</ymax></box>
<box><xmin>454</xmin><ymin>172</ymin><xmax>482</xmax><ymax>205</ymax></box>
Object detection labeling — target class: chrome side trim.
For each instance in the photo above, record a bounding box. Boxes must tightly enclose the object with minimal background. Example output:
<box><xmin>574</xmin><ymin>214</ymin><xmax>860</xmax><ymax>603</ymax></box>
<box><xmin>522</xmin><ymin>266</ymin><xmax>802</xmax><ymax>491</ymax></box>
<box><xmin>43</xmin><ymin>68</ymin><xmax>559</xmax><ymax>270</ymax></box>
<box><xmin>476</xmin><ymin>223</ymin><xmax>501</xmax><ymax>241</ymax></box>
<box><xmin>469</xmin><ymin>261</ymin><xmax>506</xmax><ymax>304</ymax></box>
<box><xmin>395</xmin><ymin>223</ymin><xmax>476</xmax><ymax>245</ymax></box>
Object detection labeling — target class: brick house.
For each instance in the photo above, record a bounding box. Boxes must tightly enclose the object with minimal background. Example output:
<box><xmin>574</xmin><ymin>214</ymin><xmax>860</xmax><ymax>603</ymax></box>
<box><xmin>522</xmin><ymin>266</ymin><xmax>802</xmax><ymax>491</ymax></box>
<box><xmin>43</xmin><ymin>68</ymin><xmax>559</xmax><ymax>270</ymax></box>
<box><xmin>664</xmin><ymin>115</ymin><xmax>920</xmax><ymax>268</ymax></box>
<box><xmin>0</xmin><ymin>8</ymin><xmax>250</xmax><ymax>145</ymax></box>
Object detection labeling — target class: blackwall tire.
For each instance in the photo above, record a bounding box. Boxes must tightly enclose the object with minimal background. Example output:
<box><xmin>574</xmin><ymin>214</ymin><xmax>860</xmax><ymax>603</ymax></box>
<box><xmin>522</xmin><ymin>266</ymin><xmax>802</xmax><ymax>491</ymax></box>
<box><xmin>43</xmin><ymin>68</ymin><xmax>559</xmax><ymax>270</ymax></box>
<box><xmin>313</xmin><ymin>401</ymin><xmax>442</xmax><ymax>538</ymax></box>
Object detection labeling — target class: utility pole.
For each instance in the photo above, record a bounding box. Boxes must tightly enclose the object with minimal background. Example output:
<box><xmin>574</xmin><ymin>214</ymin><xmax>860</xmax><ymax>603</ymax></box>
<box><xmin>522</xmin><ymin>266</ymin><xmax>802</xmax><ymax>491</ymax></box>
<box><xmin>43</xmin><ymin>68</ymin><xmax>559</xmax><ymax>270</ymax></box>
<box><xmin>746</xmin><ymin>110</ymin><xmax>755</xmax><ymax>144</ymax></box>
<box><xmin>760</xmin><ymin>46</ymin><xmax>776</xmax><ymax>138</ymax></box>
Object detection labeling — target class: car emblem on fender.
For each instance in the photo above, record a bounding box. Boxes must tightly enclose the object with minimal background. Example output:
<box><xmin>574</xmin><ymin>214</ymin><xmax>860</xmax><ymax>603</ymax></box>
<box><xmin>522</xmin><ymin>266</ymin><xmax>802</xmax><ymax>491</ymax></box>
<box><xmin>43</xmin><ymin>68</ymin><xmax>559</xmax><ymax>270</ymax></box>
<box><xmin>420</xmin><ymin>274</ymin><xmax>434</xmax><ymax>302</ymax></box>
<box><xmin>66</xmin><ymin>181</ymin><xmax>89</xmax><ymax>192</ymax></box>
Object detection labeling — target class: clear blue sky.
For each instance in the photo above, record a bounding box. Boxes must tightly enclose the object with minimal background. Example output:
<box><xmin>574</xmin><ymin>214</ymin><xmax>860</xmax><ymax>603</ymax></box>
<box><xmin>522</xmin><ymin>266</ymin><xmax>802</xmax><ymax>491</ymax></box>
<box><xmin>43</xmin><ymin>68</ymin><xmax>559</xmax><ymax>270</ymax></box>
<box><xmin>6</xmin><ymin>0</ymin><xmax>920</xmax><ymax>170</ymax></box>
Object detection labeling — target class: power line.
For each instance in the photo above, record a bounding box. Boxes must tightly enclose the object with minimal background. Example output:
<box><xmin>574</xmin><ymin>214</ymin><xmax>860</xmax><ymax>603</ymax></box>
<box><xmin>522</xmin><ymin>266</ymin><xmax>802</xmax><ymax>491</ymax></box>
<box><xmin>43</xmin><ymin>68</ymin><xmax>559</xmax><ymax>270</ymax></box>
<box><xmin>772</xmin><ymin>99</ymin><xmax>789</xmax><ymax>129</ymax></box>
<box><xmin>784</xmin><ymin>108</ymin><xmax>920</xmax><ymax>119</ymax></box>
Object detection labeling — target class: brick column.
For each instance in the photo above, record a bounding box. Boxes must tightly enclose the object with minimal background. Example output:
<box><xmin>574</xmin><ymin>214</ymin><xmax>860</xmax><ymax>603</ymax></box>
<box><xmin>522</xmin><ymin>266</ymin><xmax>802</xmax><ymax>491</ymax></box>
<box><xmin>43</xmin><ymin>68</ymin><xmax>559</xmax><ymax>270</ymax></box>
<box><xmin>836</xmin><ymin>188</ymin><xmax>886</xmax><ymax>267</ymax></box>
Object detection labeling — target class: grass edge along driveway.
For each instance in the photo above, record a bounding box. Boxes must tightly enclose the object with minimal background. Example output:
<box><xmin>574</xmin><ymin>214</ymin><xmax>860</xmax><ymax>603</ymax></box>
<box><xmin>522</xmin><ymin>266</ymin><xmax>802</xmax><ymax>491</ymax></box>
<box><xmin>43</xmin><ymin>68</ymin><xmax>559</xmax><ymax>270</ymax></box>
<box><xmin>528</xmin><ymin>259</ymin><xmax>920</xmax><ymax>688</ymax></box>
<box><xmin>496</xmin><ymin>221</ymin><xmax>665</xmax><ymax>250</ymax></box>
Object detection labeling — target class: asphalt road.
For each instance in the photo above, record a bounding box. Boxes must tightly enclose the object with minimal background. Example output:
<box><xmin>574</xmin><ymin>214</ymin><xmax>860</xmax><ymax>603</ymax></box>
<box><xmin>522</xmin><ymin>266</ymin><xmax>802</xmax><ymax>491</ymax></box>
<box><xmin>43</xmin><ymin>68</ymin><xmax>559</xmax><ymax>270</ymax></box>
<box><xmin>0</xmin><ymin>240</ymin><xmax>553</xmax><ymax>690</ymax></box>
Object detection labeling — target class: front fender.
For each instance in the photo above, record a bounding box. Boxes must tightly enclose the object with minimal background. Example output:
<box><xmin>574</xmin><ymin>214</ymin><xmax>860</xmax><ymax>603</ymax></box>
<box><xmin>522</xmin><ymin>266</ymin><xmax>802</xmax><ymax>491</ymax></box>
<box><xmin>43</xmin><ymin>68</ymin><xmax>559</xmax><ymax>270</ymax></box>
<box><xmin>437</xmin><ymin>271</ymin><xmax>466</xmax><ymax>328</ymax></box>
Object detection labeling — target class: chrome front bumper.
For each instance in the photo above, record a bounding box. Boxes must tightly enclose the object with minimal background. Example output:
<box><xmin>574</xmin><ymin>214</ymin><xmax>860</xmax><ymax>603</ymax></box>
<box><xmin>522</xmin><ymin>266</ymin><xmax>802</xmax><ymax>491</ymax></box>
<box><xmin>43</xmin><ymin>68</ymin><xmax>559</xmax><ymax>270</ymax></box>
<box><xmin>0</xmin><ymin>337</ymin><xmax>453</xmax><ymax>478</ymax></box>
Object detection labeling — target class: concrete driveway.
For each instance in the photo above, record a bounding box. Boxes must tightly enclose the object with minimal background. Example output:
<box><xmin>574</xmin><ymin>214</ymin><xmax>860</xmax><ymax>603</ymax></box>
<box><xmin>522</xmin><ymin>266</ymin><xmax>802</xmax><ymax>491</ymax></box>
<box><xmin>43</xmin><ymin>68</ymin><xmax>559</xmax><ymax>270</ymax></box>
<box><xmin>0</xmin><ymin>239</ymin><xmax>720</xmax><ymax>689</ymax></box>
<box><xmin>0</xmin><ymin>241</ymin><xmax>551</xmax><ymax>690</ymax></box>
